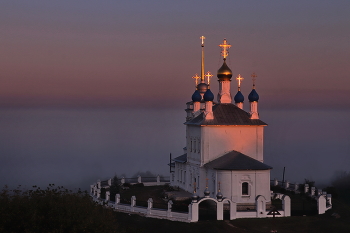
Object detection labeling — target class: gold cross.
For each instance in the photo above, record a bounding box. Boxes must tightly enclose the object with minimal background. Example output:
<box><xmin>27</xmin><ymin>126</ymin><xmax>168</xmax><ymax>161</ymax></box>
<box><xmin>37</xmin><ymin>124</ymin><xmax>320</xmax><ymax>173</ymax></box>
<box><xmin>205</xmin><ymin>71</ymin><xmax>213</xmax><ymax>85</ymax></box>
<box><xmin>236</xmin><ymin>74</ymin><xmax>244</xmax><ymax>87</ymax></box>
<box><xmin>200</xmin><ymin>36</ymin><xmax>205</xmax><ymax>45</ymax></box>
<box><xmin>192</xmin><ymin>74</ymin><xmax>201</xmax><ymax>87</ymax></box>
<box><xmin>219</xmin><ymin>38</ymin><xmax>231</xmax><ymax>59</ymax></box>
<box><xmin>251</xmin><ymin>72</ymin><xmax>257</xmax><ymax>86</ymax></box>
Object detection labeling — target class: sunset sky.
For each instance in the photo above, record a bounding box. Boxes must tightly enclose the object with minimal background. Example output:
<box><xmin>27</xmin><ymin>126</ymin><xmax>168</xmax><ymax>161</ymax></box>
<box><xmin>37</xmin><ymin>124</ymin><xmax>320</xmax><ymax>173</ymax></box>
<box><xmin>1</xmin><ymin>1</ymin><xmax>349</xmax><ymax>188</ymax></box>
<box><xmin>1</xmin><ymin>0</ymin><xmax>349</xmax><ymax>108</ymax></box>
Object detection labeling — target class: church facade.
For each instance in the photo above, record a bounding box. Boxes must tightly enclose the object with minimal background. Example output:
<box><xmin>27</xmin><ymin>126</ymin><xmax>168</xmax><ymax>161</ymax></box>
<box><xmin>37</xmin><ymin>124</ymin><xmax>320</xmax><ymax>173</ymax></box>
<box><xmin>171</xmin><ymin>38</ymin><xmax>272</xmax><ymax>205</ymax></box>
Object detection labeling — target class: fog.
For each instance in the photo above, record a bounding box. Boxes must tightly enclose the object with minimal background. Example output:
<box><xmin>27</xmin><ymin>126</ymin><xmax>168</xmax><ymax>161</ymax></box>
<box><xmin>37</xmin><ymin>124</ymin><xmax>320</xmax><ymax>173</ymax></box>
<box><xmin>0</xmin><ymin>106</ymin><xmax>349</xmax><ymax>190</ymax></box>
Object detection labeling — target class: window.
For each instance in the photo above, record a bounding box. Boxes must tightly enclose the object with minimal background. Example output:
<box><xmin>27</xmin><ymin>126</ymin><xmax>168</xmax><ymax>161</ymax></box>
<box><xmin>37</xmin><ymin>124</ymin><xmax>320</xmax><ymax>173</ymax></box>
<box><xmin>242</xmin><ymin>182</ymin><xmax>249</xmax><ymax>195</ymax></box>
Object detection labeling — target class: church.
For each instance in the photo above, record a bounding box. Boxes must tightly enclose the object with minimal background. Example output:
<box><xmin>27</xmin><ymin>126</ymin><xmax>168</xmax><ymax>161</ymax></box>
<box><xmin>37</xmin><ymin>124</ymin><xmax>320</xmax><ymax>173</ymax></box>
<box><xmin>170</xmin><ymin>37</ymin><xmax>272</xmax><ymax>206</ymax></box>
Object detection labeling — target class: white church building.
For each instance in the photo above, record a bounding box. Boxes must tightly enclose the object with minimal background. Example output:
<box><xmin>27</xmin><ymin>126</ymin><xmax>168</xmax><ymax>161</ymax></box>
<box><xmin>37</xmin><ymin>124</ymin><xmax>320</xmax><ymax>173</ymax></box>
<box><xmin>170</xmin><ymin>38</ymin><xmax>272</xmax><ymax>206</ymax></box>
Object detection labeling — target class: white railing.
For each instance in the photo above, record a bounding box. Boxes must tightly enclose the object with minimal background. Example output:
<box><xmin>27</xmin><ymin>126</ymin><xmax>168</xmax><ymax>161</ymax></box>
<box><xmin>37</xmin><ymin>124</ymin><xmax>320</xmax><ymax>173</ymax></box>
<box><xmin>270</xmin><ymin>179</ymin><xmax>332</xmax><ymax>214</ymax></box>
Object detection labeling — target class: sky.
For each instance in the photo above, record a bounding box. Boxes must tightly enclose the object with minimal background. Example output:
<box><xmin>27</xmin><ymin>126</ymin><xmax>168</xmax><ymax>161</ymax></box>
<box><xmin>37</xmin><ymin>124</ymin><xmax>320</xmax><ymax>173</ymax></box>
<box><xmin>0</xmin><ymin>0</ymin><xmax>349</xmax><ymax>189</ymax></box>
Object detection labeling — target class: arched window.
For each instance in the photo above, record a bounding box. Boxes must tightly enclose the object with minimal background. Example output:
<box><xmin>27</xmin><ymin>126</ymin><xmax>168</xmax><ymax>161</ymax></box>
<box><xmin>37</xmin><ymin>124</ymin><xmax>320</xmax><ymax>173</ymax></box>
<box><xmin>242</xmin><ymin>182</ymin><xmax>249</xmax><ymax>195</ymax></box>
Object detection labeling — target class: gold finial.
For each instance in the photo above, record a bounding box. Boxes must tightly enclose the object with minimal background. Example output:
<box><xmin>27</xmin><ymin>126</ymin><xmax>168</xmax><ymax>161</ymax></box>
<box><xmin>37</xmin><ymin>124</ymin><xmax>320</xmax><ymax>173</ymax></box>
<box><xmin>200</xmin><ymin>36</ymin><xmax>206</xmax><ymax>82</ymax></box>
<box><xmin>205</xmin><ymin>71</ymin><xmax>213</xmax><ymax>86</ymax></box>
<box><xmin>251</xmin><ymin>72</ymin><xmax>257</xmax><ymax>88</ymax></box>
<box><xmin>218</xmin><ymin>182</ymin><xmax>221</xmax><ymax>192</ymax></box>
<box><xmin>219</xmin><ymin>38</ymin><xmax>231</xmax><ymax>59</ymax></box>
<box><xmin>205</xmin><ymin>178</ymin><xmax>209</xmax><ymax>188</ymax></box>
<box><xmin>192</xmin><ymin>74</ymin><xmax>200</xmax><ymax>88</ymax></box>
<box><xmin>236</xmin><ymin>74</ymin><xmax>244</xmax><ymax>90</ymax></box>
<box><xmin>194</xmin><ymin>182</ymin><xmax>197</xmax><ymax>193</ymax></box>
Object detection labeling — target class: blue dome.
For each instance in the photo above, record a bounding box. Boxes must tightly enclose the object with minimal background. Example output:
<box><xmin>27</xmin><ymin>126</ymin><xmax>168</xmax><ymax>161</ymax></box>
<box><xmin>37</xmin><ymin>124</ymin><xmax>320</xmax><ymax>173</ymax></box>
<box><xmin>234</xmin><ymin>91</ymin><xmax>244</xmax><ymax>103</ymax></box>
<box><xmin>248</xmin><ymin>89</ymin><xmax>259</xmax><ymax>102</ymax></box>
<box><xmin>191</xmin><ymin>90</ymin><xmax>202</xmax><ymax>102</ymax></box>
<box><xmin>203</xmin><ymin>89</ymin><xmax>214</xmax><ymax>101</ymax></box>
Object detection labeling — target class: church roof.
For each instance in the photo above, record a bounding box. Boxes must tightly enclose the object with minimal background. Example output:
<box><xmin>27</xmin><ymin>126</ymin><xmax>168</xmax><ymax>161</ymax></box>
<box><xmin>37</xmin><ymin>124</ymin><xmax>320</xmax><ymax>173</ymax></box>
<box><xmin>204</xmin><ymin>150</ymin><xmax>272</xmax><ymax>170</ymax></box>
<box><xmin>173</xmin><ymin>153</ymin><xmax>187</xmax><ymax>163</ymax></box>
<box><xmin>185</xmin><ymin>103</ymin><xmax>267</xmax><ymax>126</ymax></box>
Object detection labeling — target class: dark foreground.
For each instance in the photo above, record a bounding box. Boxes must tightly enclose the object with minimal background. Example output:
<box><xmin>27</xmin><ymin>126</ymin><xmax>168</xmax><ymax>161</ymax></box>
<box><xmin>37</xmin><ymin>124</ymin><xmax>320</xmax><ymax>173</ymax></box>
<box><xmin>115</xmin><ymin>196</ymin><xmax>349</xmax><ymax>233</ymax></box>
<box><xmin>1</xmin><ymin>185</ymin><xmax>349</xmax><ymax>233</ymax></box>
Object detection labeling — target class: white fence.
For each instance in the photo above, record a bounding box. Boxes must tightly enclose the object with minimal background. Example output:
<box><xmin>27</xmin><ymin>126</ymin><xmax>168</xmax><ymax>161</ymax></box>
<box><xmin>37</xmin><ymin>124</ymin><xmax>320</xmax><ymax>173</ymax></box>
<box><xmin>271</xmin><ymin>179</ymin><xmax>332</xmax><ymax>214</ymax></box>
<box><xmin>90</xmin><ymin>177</ymin><xmax>293</xmax><ymax>222</ymax></box>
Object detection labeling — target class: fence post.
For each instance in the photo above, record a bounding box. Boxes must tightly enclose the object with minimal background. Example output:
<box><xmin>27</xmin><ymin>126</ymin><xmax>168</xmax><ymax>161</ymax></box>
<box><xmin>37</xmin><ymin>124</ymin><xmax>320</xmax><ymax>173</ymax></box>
<box><xmin>157</xmin><ymin>175</ymin><xmax>160</xmax><ymax>185</ymax></box>
<box><xmin>217</xmin><ymin>201</ymin><xmax>224</xmax><ymax>220</ymax></box>
<box><xmin>285</xmin><ymin>181</ymin><xmax>289</xmax><ymax>189</ymax></box>
<box><xmin>230</xmin><ymin>201</ymin><xmax>237</xmax><ymax>220</ymax></box>
<box><xmin>256</xmin><ymin>195</ymin><xmax>266</xmax><ymax>218</ymax></box>
<box><xmin>138</xmin><ymin>175</ymin><xmax>142</xmax><ymax>183</ymax></box>
<box><xmin>326</xmin><ymin>194</ymin><xmax>332</xmax><ymax>206</ymax></box>
<box><xmin>131</xmin><ymin>196</ymin><xmax>136</xmax><ymax>212</ymax></box>
<box><xmin>311</xmin><ymin>187</ymin><xmax>316</xmax><ymax>196</ymax></box>
<box><xmin>317</xmin><ymin>195</ymin><xmax>327</xmax><ymax>214</ymax></box>
<box><xmin>167</xmin><ymin>200</ymin><xmax>173</xmax><ymax>217</ymax></box>
<box><xmin>294</xmin><ymin>183</ymin><xmax>299</xmax><ymax>192</ymax></box>
<box><xmin>115</xmin><ymin>194</ymin><xmax>120</xmax><ymax>210</ymax></box>
<box><xmin>106</xmin><ymin>191</ymin><xmax>110</xmax><ymax>201</ymax></box>
<box><xmin>190</xmin><ymin>202</ymin><xmax>198</xmax><ymax>222</ymax></box>
<box><xmin>282</xmin><ymin>195</ymin><xmax>291</xmax><ymax>217</ymax></box>
<box><xmin>147</xmin><ymin>198</ymin><xmax>153</xmax><ymax>215</ymax></box>
<box><xmin>274</xmin><ymin>179</ymin><xmax>278</xmax><ymax>186</ymax></box>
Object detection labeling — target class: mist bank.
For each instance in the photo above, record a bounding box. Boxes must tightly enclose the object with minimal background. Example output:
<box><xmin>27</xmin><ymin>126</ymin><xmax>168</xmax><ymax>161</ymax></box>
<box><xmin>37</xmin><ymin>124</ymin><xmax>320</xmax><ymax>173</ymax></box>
<box><xmin>0</xmin><ymin>106</ymin><xmax>349</xmax><ymax>190</ymax></box>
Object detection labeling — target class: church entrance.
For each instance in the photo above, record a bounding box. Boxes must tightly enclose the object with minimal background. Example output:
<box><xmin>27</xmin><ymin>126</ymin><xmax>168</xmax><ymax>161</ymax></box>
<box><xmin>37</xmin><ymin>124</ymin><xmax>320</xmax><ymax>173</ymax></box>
<box><xmin>198</xmin><ymin>199</ymin><xmax>217</xmax><ymax>221</ymax></box>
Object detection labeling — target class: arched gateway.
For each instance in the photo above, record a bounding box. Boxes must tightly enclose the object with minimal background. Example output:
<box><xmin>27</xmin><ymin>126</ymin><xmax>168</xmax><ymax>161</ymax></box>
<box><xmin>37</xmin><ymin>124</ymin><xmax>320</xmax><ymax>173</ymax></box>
<box><xmin>190</xmin><ymin>197</ymin><xmax>236</xmax><ymax>222</ymax></box>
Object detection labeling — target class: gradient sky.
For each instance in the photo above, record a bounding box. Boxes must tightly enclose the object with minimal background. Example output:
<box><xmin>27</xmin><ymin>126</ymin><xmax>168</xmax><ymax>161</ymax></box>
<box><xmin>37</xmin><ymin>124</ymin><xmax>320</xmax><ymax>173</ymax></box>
<box><xmin>0</xmin><ymin>1</ymin><xmax>350</xmax><ymax>189</ymax></box>
<box><xmin>1</xmin><ymin>0</ymin><xmax>349</xmax><ymax>108</ymax></box>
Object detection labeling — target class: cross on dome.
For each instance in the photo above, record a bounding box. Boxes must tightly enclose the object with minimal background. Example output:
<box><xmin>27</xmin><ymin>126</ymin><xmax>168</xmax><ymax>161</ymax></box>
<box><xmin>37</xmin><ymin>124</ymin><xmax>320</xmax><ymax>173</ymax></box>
<box><xmin>200</xmin><ymin>36</ymin><xmax>205</xmax><ymax>45</ymax></box>
<box><xmin>219</xmin><ymin>38</ymin><xmax>231</xmax><ymax>59</ymax></box>
<box><xmin>192</xmin><ymin>74</ymin><xmax>201</xmax><ymax>87</ymax></box>
<box><xmin>205</xmin><ymin>71</ymin><xmax>213</xmax><ymax>85</ymax></box>
<box><xmin>251</xmin><ymin>72</ymin><xmax>257</xmax><ymax>88</ymax></box>
<box><xmin>236</xmin><ymin>74</ymin><xmax>244</xmax><ymax>88</ymax></box>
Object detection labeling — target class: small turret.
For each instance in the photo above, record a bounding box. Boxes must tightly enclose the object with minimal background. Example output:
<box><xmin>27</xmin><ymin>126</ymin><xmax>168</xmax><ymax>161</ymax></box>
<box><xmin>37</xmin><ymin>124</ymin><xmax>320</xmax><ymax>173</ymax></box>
<box><xmin>249</xmin><ymin>73</ymin><xmax>259</xmax><ymax>119</ymax></box>
<box><xmin>217</xmin><ymin>39</ymin><xmax>233</xmax><ymax>104</ymax></box>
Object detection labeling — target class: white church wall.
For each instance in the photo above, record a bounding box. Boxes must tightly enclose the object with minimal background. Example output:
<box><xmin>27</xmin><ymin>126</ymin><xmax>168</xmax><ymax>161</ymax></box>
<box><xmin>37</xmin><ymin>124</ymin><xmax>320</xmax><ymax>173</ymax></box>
<box><xmin>217</xmin><ymin>170</ymin><xmax>270</xmax><ymax>204</ymax></box>
<box><xmin>186</xmin><ymin>125</ymin><xmax>201</xmax><ymax>165</ymax></box>
<box><xmin>201</xmin><ymin>125</ymin><xmax>264</xmax><ymax>164</ymax></box>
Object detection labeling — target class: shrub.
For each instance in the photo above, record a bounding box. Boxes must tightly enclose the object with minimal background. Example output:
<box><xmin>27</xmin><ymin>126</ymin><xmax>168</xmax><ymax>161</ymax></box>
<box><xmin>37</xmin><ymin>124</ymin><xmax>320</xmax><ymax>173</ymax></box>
<box><xmin>0</xmin><ymin>184</ymin><xmax>119</xmax><ymax>233</ymax></box>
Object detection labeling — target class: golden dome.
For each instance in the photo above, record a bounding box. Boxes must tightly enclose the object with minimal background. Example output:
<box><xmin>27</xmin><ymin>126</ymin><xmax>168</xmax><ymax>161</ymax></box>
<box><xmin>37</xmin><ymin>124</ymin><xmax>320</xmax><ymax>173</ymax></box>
<box><xmin>217</xmin><ymin>60</ymin><xmax>232</xmax><ymax>81</ymax></box>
